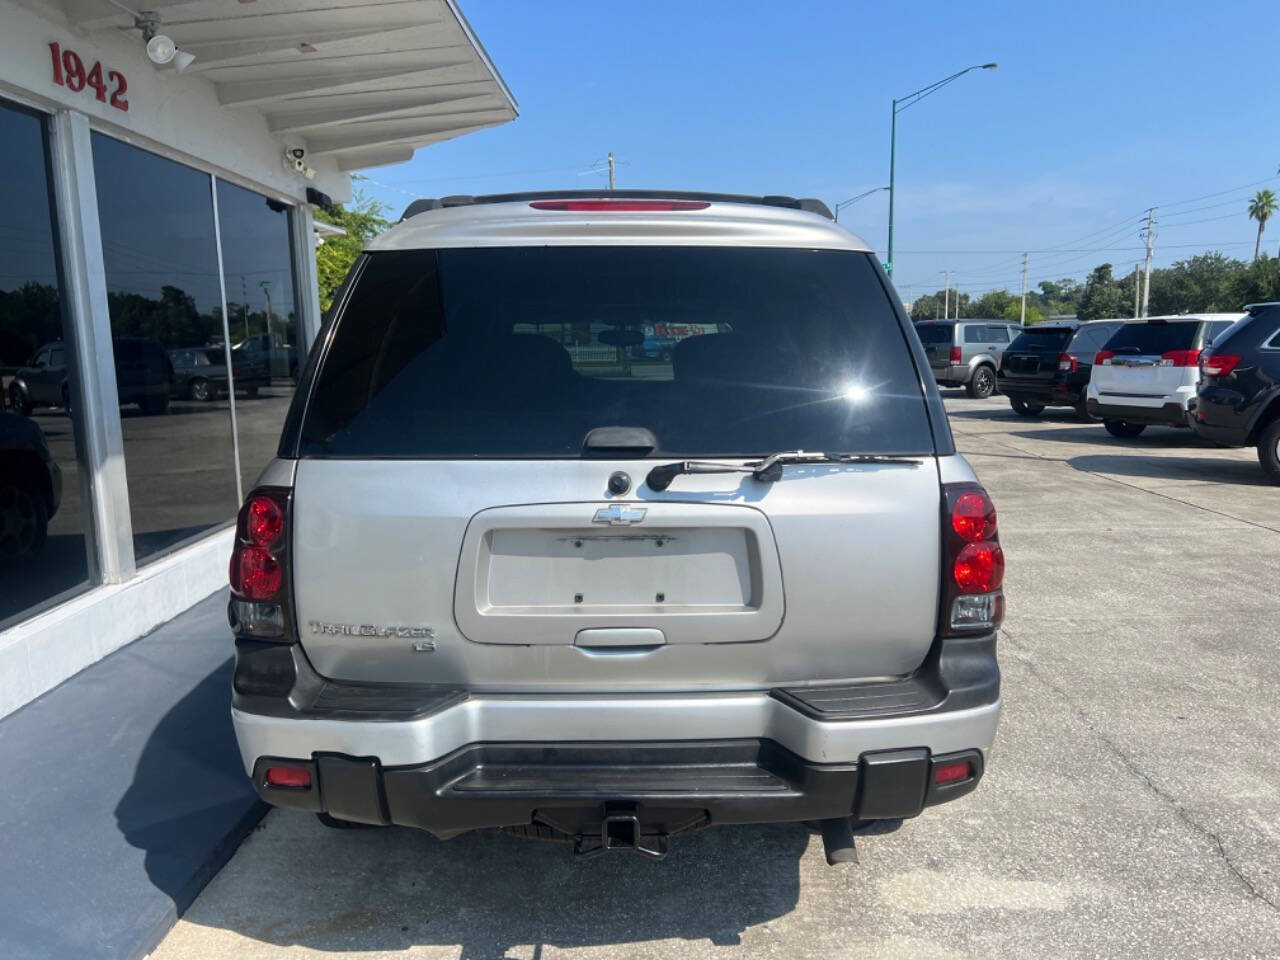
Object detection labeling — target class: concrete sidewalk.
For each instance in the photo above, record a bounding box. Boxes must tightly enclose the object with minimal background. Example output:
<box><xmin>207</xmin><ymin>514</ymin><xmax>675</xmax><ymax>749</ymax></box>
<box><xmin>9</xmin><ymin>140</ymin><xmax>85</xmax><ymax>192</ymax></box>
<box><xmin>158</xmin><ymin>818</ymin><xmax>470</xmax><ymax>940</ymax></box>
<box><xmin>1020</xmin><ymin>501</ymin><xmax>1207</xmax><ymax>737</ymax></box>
<box><xmin>0</xmin><ymin>590</ymin><xmax>264</xmax><ymax>960</ymax></box>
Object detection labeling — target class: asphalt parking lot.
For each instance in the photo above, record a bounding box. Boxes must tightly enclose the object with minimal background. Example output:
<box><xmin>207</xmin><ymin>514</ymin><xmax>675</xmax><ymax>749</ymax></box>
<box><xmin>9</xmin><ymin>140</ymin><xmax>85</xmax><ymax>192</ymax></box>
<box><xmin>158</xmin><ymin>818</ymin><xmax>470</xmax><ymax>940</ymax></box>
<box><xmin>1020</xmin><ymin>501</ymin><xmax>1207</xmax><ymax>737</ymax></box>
<box><xmin>154</xmin><ymin>393</ymin><xmax>1280</xmax><ymax>960</ymax></box>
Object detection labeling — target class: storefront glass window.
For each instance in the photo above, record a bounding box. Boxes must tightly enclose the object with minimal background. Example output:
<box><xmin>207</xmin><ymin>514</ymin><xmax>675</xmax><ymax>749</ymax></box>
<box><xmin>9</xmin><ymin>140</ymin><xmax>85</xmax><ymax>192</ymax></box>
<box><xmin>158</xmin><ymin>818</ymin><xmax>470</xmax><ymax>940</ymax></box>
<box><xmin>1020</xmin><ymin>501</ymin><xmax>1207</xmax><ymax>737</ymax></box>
<box><xmin>215</xmin><ymin>179</ymin><xmax>300</xmax><ymax>492</ymax></box>
<box><xmin>91</xmin><ymin>133</ymin><xmax>238</xmax><ymax>563</ymax></box>
<box><xmin>0</xmin><ymin>101</ymin><xmax>91</xmax><ymax>627</ymax></box>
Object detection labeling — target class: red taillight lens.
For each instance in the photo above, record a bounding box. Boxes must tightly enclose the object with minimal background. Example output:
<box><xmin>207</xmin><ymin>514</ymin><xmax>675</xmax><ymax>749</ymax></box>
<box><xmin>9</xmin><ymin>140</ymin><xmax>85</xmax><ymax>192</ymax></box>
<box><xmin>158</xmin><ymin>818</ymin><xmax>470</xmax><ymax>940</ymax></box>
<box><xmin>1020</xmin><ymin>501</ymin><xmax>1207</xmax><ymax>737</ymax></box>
<box><xmin>264</xmin><ymin>765</ymin><xmax>311</xmax><ymax>789</ymax></box>
<box><xmin>233</xmin><ymin>545</ymin><xmax>282</xmax><ymax>600</ymax></box>
<box><xmin>529</xmin><ymin>199</ymin><xmax>710</xmax><ymax>212</ymax></box>
<box><xmin>1094</xmin><ymin>349</ymin><xmax>1115</xmax><ymax>365</ymax></box>
<box><xmin>1160</xmin><ymin>349</ymin><xmax>1201</xmax><ymax>367</ymax></box>
<box><xmin>246</xmin><ymin>496</ymin><xmax>284</xmax><ymax>547</ymax></box>
<box><xmin>1057</xmin><ymin>352</ymin><xmax>1078</xmax><ymax>372</ymax></box>
<box><xmin>934</xmin><ymin>760</ymin><xmax>974</xmax><ymax>786</ymax></box>
<box><xmin>949</xmin><ymin>346</ymin><xmax>962</xmax><ymax>364</ymax></box>
<box><xmin>1200</xmin><ymin>353</ymin><xmax>1242</xmax><ymax>377</ymax></box>
<box><xmin>954</xmin><ymin>542</ymin><xmax>1005</xmax><ymax>594</ymax></box>
<box><xmin>952</xmin><ymin>491</ymin><xmax>997</xmax><ymax>542</ymax></box>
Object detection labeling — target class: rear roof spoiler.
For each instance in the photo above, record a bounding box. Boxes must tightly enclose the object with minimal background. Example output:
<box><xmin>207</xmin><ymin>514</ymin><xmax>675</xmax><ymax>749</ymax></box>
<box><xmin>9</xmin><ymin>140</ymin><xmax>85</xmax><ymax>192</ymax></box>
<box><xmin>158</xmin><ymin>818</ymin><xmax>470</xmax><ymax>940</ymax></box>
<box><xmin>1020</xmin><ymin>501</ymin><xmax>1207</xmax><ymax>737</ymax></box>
<box><xmin>399</xmin><ymin>190</ymin><xmax>834</xmax><ymax>222</ymax></box>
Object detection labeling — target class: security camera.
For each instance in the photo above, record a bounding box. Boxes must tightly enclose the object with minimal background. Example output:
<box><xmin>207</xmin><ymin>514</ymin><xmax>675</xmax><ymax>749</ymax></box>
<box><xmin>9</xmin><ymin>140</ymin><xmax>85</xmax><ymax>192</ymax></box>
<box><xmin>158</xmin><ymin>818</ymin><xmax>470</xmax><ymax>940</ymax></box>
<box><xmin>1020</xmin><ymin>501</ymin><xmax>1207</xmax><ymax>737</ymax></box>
<box><xmin>283</xmin><ymin>146</ymin><xmax>315</xmax><ymax>180</ymax></box>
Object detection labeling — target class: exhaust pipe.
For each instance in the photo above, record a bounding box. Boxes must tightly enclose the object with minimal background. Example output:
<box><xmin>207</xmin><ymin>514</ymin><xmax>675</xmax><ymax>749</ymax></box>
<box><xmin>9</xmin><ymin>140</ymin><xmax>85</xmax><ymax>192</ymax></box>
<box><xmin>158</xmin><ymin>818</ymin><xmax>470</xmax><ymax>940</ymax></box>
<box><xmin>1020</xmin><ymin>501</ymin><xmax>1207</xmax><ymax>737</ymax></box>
<box><xmin>819</xmin><ymin>817</ymin><xmax>859</xmax><ymax>865</ymax></box>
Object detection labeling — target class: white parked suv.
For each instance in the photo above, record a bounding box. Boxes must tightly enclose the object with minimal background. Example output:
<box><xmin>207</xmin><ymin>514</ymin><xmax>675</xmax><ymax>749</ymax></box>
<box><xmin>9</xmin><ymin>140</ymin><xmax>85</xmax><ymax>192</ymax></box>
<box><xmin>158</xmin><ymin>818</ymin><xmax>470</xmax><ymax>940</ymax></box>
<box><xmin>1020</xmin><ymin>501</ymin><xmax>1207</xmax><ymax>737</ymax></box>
<box><xmin>227</xmin><ymin>191</ymin><xmax>1003</xmax><ymax>862</ymax></box>
<box><xmin>1086</xmin><ymin>313</ymin><xmax>1244</xmax><ymax>437</ymax></box>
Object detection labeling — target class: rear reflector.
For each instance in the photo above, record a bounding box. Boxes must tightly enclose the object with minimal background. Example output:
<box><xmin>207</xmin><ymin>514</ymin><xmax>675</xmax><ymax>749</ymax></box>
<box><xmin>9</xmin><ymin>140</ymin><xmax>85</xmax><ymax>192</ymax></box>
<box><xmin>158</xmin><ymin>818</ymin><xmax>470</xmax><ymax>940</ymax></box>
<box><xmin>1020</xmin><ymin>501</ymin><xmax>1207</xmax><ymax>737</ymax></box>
<box><xmin>529</xmin><ymin>199</ymin><xmax>710</xmax><ymax>212</ymax></box>
<box><xmin>264</xmin><ymin>766</ymin><xmax>311</xmax><ymax>789</ymax></box>
<box><xmin>933</xmin><ymin>760</ymin><xmax>974</xmax><ymax>786</ymax></box>
<box><xmin>1200</xmin><ymin>353</ymin><xmax>1242</xmax><ymax>377</ymax></box>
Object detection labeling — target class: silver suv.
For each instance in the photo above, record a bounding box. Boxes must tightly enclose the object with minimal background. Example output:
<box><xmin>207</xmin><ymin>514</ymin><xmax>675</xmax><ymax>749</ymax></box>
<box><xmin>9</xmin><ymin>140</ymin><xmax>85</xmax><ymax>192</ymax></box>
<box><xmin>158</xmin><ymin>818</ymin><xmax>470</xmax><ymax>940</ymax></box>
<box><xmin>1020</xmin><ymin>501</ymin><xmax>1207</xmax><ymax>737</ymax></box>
<box><xmin>917</xmin><ymin>320</ymin><xmax>1021</xmax><ymax>398</ymax></box>
<box><xmin>228</xmin><ymin>192</ymin><xmax>1003</xmax><ymax>862</ymax></box>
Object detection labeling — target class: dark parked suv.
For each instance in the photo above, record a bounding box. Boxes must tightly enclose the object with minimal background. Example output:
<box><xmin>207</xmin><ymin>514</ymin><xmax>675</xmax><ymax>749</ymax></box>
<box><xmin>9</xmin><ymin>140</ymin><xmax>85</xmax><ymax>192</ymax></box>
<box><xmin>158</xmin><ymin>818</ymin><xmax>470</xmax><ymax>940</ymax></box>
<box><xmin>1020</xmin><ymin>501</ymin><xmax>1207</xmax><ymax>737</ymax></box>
<box><xmin>998</xmin><ymin>320</ymin><xmax>1123</xmax><ymax>417</ymax></box>
<box><xmin>1192</xmin><ymin>302</ymin><xmax>1280</xmax><ymax>483</ymax></box>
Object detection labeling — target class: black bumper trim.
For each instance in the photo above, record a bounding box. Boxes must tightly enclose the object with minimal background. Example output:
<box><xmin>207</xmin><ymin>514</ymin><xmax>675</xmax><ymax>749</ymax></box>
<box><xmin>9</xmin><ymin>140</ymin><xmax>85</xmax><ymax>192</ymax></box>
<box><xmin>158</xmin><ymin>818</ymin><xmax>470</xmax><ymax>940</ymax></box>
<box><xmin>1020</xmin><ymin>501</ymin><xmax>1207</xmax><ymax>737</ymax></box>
<box><xmin>252</xmin><ymin>740</ymin><xmax>985</xmax><ymax>838</ymax></box>
<box><xmin>773</xmin><ymin>631</ymin><xmax>998</xmax><ymax>721</ymax></box>
<box><xmin>1087</xmin><ymin>398</ymin><xmax>1189</xmax><ymax>426</ymax></box>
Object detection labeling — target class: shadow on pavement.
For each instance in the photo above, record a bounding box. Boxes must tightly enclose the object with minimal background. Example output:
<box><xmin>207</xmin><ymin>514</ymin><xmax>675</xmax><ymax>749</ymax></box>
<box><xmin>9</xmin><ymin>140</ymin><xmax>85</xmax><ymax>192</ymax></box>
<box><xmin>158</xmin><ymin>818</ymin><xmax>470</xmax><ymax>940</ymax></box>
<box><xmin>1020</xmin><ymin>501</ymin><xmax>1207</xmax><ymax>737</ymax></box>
<box><xmin>182</xmin><ymin>808</ymin><xmax>812</xmax><ymax>956</ymax></box>
<box><xmin>1005</xmin><ymin>426</ymin><xmax>1209</xmax><ymax>448</ymax></box>
<box><xmin>115</xmin><ymin>661</ymin><xmax>267</xmax><ymax>920</ymax></box>
<box><xmin>1067</xmin><ymin>453</ymin><xmax>1269</xmax><ymax>485</ymax></box>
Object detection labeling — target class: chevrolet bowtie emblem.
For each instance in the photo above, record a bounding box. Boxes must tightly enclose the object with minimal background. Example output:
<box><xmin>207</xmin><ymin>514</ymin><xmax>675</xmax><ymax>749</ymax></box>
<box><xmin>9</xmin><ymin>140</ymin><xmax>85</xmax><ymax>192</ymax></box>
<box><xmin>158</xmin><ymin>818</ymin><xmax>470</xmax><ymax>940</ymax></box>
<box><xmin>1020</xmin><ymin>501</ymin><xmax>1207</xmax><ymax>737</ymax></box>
<box><xmin>593</xmin><ymin>504</ymin><xmax>647</xmax><ymax>525</ymax></box>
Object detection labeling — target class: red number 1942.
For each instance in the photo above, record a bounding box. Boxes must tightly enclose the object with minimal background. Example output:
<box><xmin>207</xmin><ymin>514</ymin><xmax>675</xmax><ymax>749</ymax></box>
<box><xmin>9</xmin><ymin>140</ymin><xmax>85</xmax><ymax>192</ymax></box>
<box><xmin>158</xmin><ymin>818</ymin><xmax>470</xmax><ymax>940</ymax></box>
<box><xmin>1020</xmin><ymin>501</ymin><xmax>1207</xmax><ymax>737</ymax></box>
<box><xmin>49</xmin><ymin>42</ymin><xmax>128</xmax><ymax>111</ymax></box>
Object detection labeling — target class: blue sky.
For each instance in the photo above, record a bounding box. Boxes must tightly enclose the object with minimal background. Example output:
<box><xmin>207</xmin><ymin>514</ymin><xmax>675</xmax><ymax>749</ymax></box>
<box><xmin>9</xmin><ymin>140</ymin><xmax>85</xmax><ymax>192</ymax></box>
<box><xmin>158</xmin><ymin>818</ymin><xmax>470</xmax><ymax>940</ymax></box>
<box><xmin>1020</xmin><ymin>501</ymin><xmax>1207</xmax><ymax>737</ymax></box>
<box><xmin>358</xmin><ymin>0</ymin><xmax>1280</xmax><ymax>302</ymax></box>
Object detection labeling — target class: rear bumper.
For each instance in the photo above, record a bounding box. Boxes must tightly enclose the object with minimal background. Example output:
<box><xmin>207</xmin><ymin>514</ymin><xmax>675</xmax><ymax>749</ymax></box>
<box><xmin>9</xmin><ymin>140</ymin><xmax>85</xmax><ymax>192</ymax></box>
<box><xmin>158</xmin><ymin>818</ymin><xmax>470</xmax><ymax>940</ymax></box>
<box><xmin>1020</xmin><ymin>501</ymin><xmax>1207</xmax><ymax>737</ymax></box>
<box><xmin>1086</xmin><ymin>397</ymin><xmax>1190</xmax><ymax>426</ymax></box>
<box><xmin>1191</xmin><ymin>387</ymin><xmax>1251</xmax><ymax>445</ymax></box>
<box><xmin>930</xmin><ymin>363</ymin><xmax>969</xmax><ymax>386</ymax></box>
<box><xmin>997</xmin><ymin>375</ymin><xmax>1082</xmax><ymax>405</ymax></box>
<box><xmin>231</xmin><ymin>634</ymin><xmax>1000</xmax><ymax>835</ymax></box>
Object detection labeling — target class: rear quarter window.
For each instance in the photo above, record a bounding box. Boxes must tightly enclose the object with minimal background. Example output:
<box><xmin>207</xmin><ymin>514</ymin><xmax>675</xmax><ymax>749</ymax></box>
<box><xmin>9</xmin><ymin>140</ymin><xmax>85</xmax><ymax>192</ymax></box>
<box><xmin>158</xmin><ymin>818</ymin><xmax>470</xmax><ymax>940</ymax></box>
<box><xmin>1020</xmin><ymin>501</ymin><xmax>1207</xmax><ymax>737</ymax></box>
<box><xmin>298</xmin><ymin>246</ymin><xmax>936</xmax><ymax>458</ymax></box>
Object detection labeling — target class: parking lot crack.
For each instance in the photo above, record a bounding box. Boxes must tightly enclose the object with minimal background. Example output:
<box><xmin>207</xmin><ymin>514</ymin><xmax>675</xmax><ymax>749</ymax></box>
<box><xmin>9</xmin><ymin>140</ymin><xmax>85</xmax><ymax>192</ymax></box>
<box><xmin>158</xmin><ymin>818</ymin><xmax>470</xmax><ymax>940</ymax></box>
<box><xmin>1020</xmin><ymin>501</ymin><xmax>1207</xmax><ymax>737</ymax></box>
<box><xmin>1003</xmin><ymin>642</ymin><xmax>1280</xmax><ymax>915</ymax></box>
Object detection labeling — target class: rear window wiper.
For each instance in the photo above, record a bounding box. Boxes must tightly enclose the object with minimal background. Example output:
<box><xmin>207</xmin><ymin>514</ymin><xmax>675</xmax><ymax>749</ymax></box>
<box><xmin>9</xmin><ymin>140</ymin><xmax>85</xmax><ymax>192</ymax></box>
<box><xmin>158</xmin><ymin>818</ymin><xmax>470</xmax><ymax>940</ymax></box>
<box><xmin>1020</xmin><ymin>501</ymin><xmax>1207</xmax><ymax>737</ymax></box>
<box><xmin>645</xmin><ymin>450</ymin><xmax>921</xmax><ymax>491</ymax></box>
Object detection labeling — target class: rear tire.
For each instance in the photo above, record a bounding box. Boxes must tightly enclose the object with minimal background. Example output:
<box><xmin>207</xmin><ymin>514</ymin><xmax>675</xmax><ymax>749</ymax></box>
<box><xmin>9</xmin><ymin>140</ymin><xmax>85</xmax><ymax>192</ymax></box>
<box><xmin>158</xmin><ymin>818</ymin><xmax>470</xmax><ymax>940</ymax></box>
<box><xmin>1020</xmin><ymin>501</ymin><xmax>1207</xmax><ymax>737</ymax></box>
<box><xmin>8</xmin><ymin>384</ymin><xmax>31</xmax><ymax>417</ymax></box>
<box><xmin>1009</xmin><ymin>396</ymin><xmax>1044</xmax><ymax>416</ymax></box>
<box><xmin>966</xmin><ymin>365</ymin><xmax>996</xmax><ymax>399</ymax></box>
<box><xmin>189</xmin><ymin>377</ymin><xmax>211</xmax><ymax>402</ymax></box>
<box><xmin>1258</xmin><ymin>418</ymin><xmax>1280</xmax><ymax>484</ymax></box>
<box><xmin>0</xmin><ymin>481</ymin><xmax>48</xmax><ymax>561</ymax></box>
<box><xmin>1104</xmin><ymin>419</ymin><xmax>1146</xmax><ymax>438</ymax></box>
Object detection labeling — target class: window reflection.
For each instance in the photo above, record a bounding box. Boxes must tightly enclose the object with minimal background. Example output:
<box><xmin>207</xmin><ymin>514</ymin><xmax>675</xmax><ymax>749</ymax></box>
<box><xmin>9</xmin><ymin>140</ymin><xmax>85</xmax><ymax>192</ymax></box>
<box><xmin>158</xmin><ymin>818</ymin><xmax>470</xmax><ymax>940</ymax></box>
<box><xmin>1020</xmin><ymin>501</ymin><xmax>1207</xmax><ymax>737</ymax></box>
<box><xmin>91</xmin><ymin>133</ymin><xmax>238</xmax><ymax>563</ymax></box>
<box><xmin>215</xmin><ymin>180</ymin><xmax>300</xmax><ymax>492</ymax></box>
<box><xmin>0</xmin><ymin>100</ymin><xmax>91</xmax><ymax>627</ymax></box>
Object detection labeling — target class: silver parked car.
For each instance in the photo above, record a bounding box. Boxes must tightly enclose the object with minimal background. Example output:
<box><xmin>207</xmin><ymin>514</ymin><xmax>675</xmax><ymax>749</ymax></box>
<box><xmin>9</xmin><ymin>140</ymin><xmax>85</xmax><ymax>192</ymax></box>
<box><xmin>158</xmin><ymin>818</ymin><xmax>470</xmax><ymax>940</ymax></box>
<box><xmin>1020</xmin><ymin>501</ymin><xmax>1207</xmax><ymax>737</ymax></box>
<box><xmin>227</xmin><ymin>191</ymin><xmax>1004</xmax><ymax>862</ymax></box>
<box><xmin>917</xmin><ymin>320</ymin><xmax>1021</xmax><ymax>398</ymax></box>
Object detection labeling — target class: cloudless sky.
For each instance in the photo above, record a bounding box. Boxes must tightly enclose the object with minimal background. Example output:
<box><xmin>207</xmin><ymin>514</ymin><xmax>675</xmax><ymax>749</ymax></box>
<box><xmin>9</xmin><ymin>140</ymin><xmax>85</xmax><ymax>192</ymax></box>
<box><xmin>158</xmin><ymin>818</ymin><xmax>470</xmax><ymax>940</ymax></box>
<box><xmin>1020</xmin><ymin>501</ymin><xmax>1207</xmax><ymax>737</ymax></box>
<box><xmin>358</xmin><ymin>0</ymin><xmax>1280</xmax><ymax>303</ymax></box>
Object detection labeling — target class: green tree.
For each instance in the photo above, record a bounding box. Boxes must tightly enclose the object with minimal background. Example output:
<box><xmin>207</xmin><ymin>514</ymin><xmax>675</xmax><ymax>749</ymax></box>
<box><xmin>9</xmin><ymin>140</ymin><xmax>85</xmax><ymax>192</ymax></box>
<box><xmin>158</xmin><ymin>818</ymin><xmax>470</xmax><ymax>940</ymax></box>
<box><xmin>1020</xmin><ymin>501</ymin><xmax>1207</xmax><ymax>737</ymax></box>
<box><xmin>1248</xmin><ymin>189</ymin><xmax>1277</xmax><ymax>260</ymax></box>
<box><xmin>1077</xmin><ymin>264</ymin><xmax>1128</xmax><ymax>321</ymax></box>
<box><xmin>966</xmin><ymin>290</ymin><xmax>1015</xmax><ymax>319</ymax></box>
<box><xmin>314</xmin><ymin>186</ymin><xmax>391</xmax><ymax>312</ymax></box>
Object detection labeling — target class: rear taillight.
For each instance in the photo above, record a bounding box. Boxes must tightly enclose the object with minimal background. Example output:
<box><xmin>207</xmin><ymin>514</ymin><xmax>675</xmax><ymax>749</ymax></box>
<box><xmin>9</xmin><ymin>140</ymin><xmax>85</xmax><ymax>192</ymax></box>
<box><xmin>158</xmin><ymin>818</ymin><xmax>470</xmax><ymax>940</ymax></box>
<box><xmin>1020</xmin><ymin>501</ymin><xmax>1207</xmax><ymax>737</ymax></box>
<box><xmin>1159</xmin><ymin>349</ymin><xmax>1201</xmax><ymax>367</ymax></box>
<box><xmin>942</xmin><ymin>484</ymin><xmax>1005</xmax><ymax>634</ymax></box>
<box><xmin>529</xmin><ymin>199</ymin><xmax>710</xmax><ymax>212</ymax></box>
<box><xmin>229</xmin><ymin>486</ymin><xmax>293</xmax><ymax>641</ymax></box>
<box><xmin>1094</xmin><ymin>349</ymin><xmax>1115</xmax><ymax>365</ymax></box>
<box><xmin>1200</xmin><ymin>353</ymin><xmax>1242</xmax><ymax>377</ymax></box>
<box><xmin>949</xmin><ymin>346</ymin><xmax>963</xmax><ymax>365</ymax></box>
<box><xmin>1058</xmin><ymin>352</ymin><xmax>1078</xmax><ymax>372</ymax></box>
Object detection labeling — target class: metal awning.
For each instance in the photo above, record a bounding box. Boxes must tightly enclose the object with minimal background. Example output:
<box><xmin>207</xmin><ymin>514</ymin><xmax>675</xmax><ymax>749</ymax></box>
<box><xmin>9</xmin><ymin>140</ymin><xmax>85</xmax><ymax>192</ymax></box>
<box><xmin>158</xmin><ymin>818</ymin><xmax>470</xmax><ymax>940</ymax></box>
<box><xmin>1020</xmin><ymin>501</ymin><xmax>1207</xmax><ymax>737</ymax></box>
<box><xmin>50</xmin><ymin>0</ymin><xmax>517</xmax><ymax>171</ymax></box>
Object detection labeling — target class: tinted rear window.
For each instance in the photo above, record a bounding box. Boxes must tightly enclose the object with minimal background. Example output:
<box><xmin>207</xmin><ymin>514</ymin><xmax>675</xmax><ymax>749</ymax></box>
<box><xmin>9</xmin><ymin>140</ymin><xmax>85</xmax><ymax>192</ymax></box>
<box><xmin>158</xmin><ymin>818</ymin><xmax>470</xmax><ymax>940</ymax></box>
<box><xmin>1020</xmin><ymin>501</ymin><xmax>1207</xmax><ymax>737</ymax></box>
<box><xmin>916</xmin><ymin>324</ymin><xmax>953</xmax><ymax>344</ymax></box>
<box><xmin>299</xmin><ymin>247</ymin><xmax>933</xmax><ymax>458</ymax></box>
<box><xmin>1102</xmin><ymin>321</ymin><xmax>1198</xmax><ymax>354</ymax></box>
<box><xmin>1008</xmin><ymin>328</ymin><xmax>1073</xmax><ymax>352</ymax></box>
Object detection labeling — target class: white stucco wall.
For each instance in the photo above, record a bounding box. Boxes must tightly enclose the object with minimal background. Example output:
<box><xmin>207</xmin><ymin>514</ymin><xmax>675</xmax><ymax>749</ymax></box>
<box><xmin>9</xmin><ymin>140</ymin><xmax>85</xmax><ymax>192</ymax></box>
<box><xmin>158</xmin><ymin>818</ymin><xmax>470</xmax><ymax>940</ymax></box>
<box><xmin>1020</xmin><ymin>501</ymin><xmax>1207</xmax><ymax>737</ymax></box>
<box><xmin>0</xmin><ymin>0</ymin><xmax>352</xmax><ymax>204</ymax></box>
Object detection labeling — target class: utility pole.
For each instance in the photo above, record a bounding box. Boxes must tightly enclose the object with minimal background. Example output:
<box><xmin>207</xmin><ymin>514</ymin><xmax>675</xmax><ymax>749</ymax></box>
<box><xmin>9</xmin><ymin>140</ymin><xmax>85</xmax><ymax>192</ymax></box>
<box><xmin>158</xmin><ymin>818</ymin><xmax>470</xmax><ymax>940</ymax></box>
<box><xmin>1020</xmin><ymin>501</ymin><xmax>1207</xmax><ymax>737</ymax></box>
<box><xmin>1140</xmin><ymin>208</ymin><xmax>1155</xmax><ymax>317</ymax></box>
<box><xmin>943</xmin><ymin>271</ymin><xmax>952</xmax><ymax>320</ymax></box>
<box><xmin>1133</xmin><ymin>263</ymin><xmax>1141</xmax><ymax>318</ymax></box>
<box><xmin>607</xmin><ymin>152</ymin><xmax>615</xmax><ymax>191</ymax></box>
<box><xmin>1019</xmin><ymin>252</ymin><xmax>1028</xmax><ymax>325</ymax></box>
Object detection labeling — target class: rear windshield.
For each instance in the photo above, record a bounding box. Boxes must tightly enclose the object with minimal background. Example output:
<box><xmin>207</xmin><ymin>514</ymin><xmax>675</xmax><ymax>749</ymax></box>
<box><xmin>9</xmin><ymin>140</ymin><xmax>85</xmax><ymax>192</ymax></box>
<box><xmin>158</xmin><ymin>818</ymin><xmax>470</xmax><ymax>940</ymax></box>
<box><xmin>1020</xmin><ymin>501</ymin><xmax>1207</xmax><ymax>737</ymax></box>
<box><xmin>1007</xmin><ymin>328</ymin><xmax>1073</xmax><ymax>352</ymax></box>
<box><xmin>915</xmin><ymin>324</ymin><xmax>954</xmax><ymax>344</ymax></box>
<box><xmin>298</xmin><ymin>246</ymin><xmax>934</xmax><ymax>458</ymax></box>
<box><xmin>1102</xmin><ymin>321</ymin><xmax>1198</xmax><ymax>355</ymax></box>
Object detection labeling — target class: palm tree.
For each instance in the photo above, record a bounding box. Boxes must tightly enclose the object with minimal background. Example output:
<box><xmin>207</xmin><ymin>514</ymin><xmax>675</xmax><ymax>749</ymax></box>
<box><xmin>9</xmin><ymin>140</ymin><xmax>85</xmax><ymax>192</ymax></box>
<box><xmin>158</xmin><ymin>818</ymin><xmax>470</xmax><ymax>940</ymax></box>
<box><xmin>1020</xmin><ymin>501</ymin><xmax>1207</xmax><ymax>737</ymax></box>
<box><xmin>1248</xmin><ymin>189</ymin><xmax>1277</xmax><ymax>260</ymax></box>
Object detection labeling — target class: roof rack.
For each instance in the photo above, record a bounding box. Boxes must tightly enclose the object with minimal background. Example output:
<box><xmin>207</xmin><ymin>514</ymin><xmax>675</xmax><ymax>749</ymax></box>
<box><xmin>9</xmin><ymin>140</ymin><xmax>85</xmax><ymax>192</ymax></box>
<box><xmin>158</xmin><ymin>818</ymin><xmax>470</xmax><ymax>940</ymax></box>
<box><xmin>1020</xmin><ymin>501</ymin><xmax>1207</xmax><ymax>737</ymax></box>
<box><xmin>399</xmin><ymin>190</ymin><xmax>834</xmax><ymax>222</ymax></box>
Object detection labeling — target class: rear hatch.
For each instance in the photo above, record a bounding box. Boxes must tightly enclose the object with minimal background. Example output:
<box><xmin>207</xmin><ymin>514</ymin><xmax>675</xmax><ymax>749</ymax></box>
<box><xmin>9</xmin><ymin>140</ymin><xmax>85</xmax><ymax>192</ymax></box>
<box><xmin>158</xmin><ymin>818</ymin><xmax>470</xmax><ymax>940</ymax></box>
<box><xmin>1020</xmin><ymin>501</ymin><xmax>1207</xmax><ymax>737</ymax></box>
<box><xmin>1093</xmin><ymin>320</ymin><xmax>1200</xmax><ymax>398</ymax></box>
<box><xmin>999</xmin><ymin>326</ymin><xmax>1074</xmax><ymax>383</ymax></box>
<box><xmin>916</xmin><ymin>323</ymin><xmax>955</xmax><ymax>375</ymax></box>
<box><xmin>288</xmin><ymin>239</ymin><xmax>943</xmax><ymax>692</ymax></box>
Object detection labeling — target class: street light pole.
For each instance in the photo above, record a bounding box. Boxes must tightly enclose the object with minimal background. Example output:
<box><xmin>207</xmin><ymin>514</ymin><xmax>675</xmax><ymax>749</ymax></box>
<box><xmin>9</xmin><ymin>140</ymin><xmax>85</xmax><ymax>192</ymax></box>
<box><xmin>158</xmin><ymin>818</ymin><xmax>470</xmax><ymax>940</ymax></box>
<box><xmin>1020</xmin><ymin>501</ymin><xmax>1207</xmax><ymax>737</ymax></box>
<box><xmin>834</xmin><ymin>185</ymin><xmax>889</xmax><ymax>222</ymax></box>
<box><xmin>886</xmin><ymin>62</ymin><xmax>997</xmax><ymax>279</ymax></box>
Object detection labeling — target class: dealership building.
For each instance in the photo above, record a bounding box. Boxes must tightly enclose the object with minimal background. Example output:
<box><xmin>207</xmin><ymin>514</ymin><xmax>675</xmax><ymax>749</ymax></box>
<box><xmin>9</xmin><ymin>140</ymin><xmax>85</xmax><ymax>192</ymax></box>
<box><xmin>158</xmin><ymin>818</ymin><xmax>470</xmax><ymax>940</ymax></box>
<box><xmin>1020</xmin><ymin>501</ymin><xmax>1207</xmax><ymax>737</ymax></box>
<box><xmin>0</xmin><ymin>0</ymin><xmax>516</xmax><ymax>718</ymax></box>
